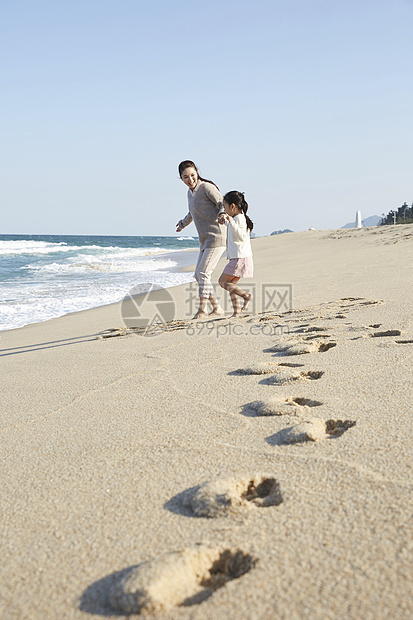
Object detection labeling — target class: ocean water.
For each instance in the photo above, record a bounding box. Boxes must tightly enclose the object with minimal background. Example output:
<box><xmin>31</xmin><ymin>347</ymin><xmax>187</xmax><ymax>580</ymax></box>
<box><xmin>0</xmin><ymin>234</ymin><xmax>198</xmax><ymax>332</ymax></box>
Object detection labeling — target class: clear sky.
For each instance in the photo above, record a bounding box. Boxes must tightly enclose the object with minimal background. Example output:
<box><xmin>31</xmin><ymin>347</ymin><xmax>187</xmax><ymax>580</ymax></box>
<box><xmin>1</xmin><ymin>0</ymin><xmax>412</xmax><ymax>236</ymax></box>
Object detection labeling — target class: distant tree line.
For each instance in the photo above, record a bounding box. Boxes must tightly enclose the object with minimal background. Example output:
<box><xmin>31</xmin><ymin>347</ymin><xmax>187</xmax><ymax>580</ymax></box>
<box><xmin>380</xmin><ymin>202</ymin><xmax>413</xmax><ymax>225</ymax></box>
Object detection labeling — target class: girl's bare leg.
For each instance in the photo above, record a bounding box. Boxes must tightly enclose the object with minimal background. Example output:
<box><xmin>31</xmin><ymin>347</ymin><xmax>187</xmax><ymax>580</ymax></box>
<box><xmin>241</xmin><ymin>292</ymin><xmax>253</xmax><ymax>312</ymax></box>
<box><xmin>219</xmin><ymin>274</ymin><xmax>253</xmax><ymax>317</ymax></box>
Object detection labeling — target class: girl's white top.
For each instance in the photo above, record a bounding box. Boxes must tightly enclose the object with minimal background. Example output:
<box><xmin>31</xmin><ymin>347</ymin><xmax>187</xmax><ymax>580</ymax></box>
<box><xmin>225</xmin><ymin>213</ymin><xmax>253</xmax><ymax>259</ymax></box>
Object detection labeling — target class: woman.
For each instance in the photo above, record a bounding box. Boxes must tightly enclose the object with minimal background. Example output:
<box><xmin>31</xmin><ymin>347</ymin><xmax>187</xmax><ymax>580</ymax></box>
<box><xmin>176</xmin><ymin>160</ymin><xmax>227</xmax><ymax>319</ymax></box>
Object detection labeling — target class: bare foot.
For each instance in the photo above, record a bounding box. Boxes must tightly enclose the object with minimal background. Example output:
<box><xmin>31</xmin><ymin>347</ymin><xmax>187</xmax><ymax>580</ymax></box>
<box><xmin>230</xmin><ymin>312</ymin><xmax>241</xmax><ymax>318</ymax></box>
<box><xmin>209</xmin><ymin>307</ymin><xmax>225</xmax><ymax>317</ymax></box>
<box><xmin>241</xmin><ymin>293</ymin><xmax>253</xmax><ymax>312</ymax></box>
<box><xmin>192</xmin><ymin>311</ymin><xmax>207</xmax><ymax>320</ymax></box>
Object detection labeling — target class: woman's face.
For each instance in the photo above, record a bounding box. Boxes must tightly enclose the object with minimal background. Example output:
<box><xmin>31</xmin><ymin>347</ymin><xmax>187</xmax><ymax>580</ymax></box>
<box><xmin>181</xmin><ymin>167</ymin><xmax>198</xmax><ymax>191</ymax></box>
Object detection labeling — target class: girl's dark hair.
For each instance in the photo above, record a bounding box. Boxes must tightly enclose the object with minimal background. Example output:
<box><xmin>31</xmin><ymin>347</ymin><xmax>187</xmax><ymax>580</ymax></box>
<box><xmin>223</xmin><ymin>190</ymin><xmax>254</xmax><ymax>232</ymax></box>
<box><xmin>178</xmin><ymin>160</ymin><xmax>219</xmax><ymax>190</ymax></box>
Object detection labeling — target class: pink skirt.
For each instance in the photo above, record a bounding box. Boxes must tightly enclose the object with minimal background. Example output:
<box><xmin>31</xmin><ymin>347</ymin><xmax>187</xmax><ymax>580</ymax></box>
<box><xmin>223</xmin><ymin>256</ymin><xmax>254</xmax><ymax>278</ymax></box>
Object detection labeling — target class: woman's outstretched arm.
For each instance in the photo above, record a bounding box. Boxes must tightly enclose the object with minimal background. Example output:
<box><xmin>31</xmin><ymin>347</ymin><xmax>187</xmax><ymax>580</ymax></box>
<box><xmin>176</xmin><ymin>212</ymin><xmax>193</xmax><ymax>232</ymax></box>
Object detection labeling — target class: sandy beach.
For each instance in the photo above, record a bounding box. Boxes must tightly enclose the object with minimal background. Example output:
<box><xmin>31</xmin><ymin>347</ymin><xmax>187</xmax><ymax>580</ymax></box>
<box><xmin>1</xmin><ymin>224</ymin><xmax>412</xmax><ymax>620</ymax></box>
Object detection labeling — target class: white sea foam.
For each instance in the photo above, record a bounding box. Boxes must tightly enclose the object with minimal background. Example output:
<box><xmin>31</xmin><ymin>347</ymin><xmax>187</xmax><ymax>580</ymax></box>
<box><xmin>0</xmin><ymin>240</ymin><xmax>70</xmax><ymax>255</ymax></box>
<box><xmin>23</xmin><ymin>256</ymin><xmax>177</xmax><ymax>274</ymax></box>
<box><xmin>0</xmin><ymin>236</ymin><xmax>198</xmax><ymax>332</ymax></box>
<box><xmin>0</xmin><ymin>239</ymin><xmax>183</xmax><ymax>257</ymax></box>
<box><xmin>0</xmin><ymin>270</ymin><xmax>194</xmax><ymax>332</ymax></box>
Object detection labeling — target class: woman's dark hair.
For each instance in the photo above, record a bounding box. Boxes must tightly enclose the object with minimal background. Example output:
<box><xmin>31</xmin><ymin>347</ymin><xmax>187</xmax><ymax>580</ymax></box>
<box><xmin>223</xmin><ymin>190</ymin><xmax>254</xmax><ymax>232</ymax></box>
<box><xmin>178</xmin><ymin>160</ymin><xmax>219</xmax><ymax>190</ymax></box>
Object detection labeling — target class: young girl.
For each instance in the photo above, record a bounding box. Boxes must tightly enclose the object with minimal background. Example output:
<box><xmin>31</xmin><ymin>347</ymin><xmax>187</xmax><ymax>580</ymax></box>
<box><xmin>218</xmin><ymin>190</ymin><xmax>254</xmax><ymax>317</ymax></box>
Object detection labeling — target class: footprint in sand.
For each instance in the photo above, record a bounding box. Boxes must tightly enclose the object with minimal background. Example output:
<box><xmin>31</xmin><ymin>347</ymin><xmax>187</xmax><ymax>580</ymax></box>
<box><xmin>177</xmin><ymin>474</ymin><xmax>283</xmax><ymax>518</ymax></box>
<box><xmin>260</xmin><ymin>368</ymin><xmax>324</xmax><ymax>385</ymax></box>
<box><xmin>244</xmin><ymin>396</ymin><xmax>323</xmax><ymax>417</ymax></box>
<box><xmin>97</xmin><ymin>327</ymin><xmax>130</xmax><ymax>339</ymax></box>
<box><xmin>233</xmin><ymin>362</ymin><xmax>304</xmax><ymax>375</ymax></box>
<box><xmin>97</xmin><ymin>320</ymin><xmax>191</xmax><ymax>339</ymax></box>
<box><xmin>294</xmin><ymin>326</ymin><xmax>330</xmax><ymax>334</ymax></box>
<box><xmin>338</xmin><ymin>298</ymin><xmax>382</xmax><ymax>309</ymax></box>
<box><xmin>302</xmin><ymin>333</ymin><xmax>332</xmax><ymax>340</ymax></box>
<box><xmin>266</xmin><ymin>339</ymin><xmax>337</xmax><ymax>356</ymax></box>
<box><xmin>349</xmin><ymin>329</ymin><xmax>404</xmax><ymax>343</ymax></box>
<box><xmin>247</xmin><ymin>298</ymin><xmax>384</xmax><ymax>335</ymax></box>
<box><xmin>108</xmin><ymin>546</ymin><xmax>257</xmax><ymax>614</ymax></box>
<box><xmin>266</xmin><ymin>418</ymin><xmax>356</xmax><ymax>445</ymax></box>
<box><xmin>372</xmin><ymin>330</ymin><xmax>402</xmax><ymax>338</ymax></box>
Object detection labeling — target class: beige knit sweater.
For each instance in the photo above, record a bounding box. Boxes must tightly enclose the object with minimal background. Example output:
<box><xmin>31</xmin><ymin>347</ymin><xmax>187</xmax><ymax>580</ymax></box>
<box><xmin>178</xmin><ymin>181</ymin><xmax>226</xmax><ymax>251</ymax></box>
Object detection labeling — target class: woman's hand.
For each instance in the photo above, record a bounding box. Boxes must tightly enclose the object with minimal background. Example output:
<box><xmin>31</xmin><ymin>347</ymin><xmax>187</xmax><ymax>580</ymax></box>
<box><xmin>176</xmin><ymin>222</ymin><xmax>183</xmax><ymax>232</ymax></box>
<box><xmin>217</xmin><ymin>214</ymin><xmax>228</xmax><ymax>224</ymax></box>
